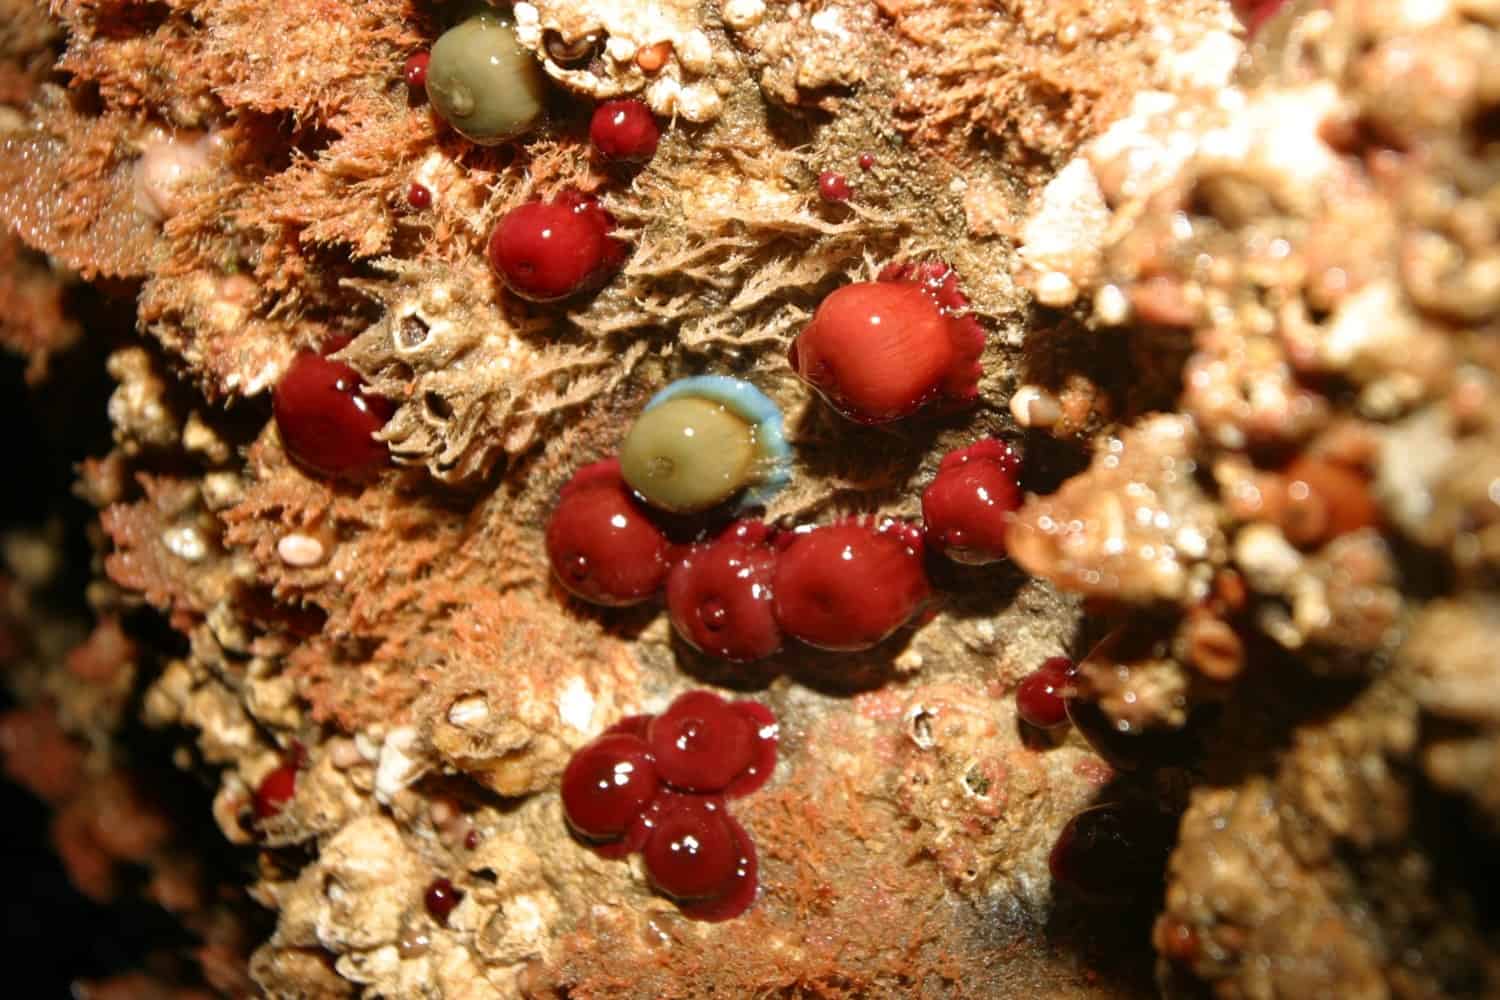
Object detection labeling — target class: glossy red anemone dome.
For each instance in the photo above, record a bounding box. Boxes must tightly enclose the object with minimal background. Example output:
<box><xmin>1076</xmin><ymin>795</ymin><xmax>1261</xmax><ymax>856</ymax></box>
<box><xmin>560</xmin><ymin>732</ymin><xmax>660</xmax><ymax>845</ymax></box>
<box><xmin>590</xmin><ymin>99</ymin><xmax>660</xmax><ymax>162</ymax></box>
<box><xmin>818</xmin><ymin>171</ymin><xmax>851</xmax><ymax>202</ymax></box>
<box><xmin>424</xmin><ymin>878</ymin><xmax>462</xmax><ymax>924</ymax></box>
<box><xmin>545</xmin><ymin>458</ymin><xmax>671</xmax><ymax>606</ymax></box>
<box><xmin>771</xmin><ymin>519</ymin><xmax>931</xmax><ymax>651</ymax></box>
<box><xmin>403</xmin><ymin>52</ymin><xmax>430</xmax><ymax>90</ymax></box>
<box><xmin>273</xmin><ymin>351</ymin><xmax>394</xmax><ymax>480</ymax></box>
<box><xmin>1016</xmin><ymin>656</ymin><xmax>1075</xmax><ymax>729</ymax></box>
<box><xmin>922</xmin><ymin>439</ymin><xmax>1023</xmax><ymax>564</ymax></box>
<box><xmin>788</xmin><ymin>262</ymin><xmax>984</xmax><ymax>424</ymax></box>
<box><xmin>487</xmin><ymin>190</ymin><xmax>627</xmax><ymax>301</ymax></box>
<box><xmin>667</xmin><ymin>521</ymin><xmax>782</xmax><ymax>663</ymax></box>
<box><xmin>647</xmin><ymin>691</ymin><xmax>776</xmax><ymax>796</ymax></box>
<box><xmin>640</xmin><ymin>793</ymin><xmax>758</xmax><ymax>919</ymax></box>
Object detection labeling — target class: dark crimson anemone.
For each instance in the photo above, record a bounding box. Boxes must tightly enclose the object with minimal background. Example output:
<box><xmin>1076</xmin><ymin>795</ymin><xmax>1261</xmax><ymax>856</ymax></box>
<box><xmin>273</xmin><ymin>351</ymin><xmax>394</xmax><ymax>480</ymax></box>
<box><xmin>788</xmin><ymin>261</ymin><xmax>984</xmax><ymax>424</ymax></box>
<box><xmin>1016</xmin><ymin>656</ymin><xmax>1075</xmax><ymax>729</ymax></box>
<box><xmin>647</xmin><ymin>690</ymin><xmax>777</xmax><ymax>797</ymax></box>
<box><xmin>487</xmin><ymin>190</ymin><xmax>626</xmax><ymax>301</ymax></box>
<box><xmin>667</xmin><ymin>521</ymin><xmax>782</xmax><ymax>662</ymax></box>
<box><xmin>1049</xmin><ymin>803</ymin><xmax>1176</xmax><ymax>904</ymax></box>
<box><xmin>922</xmin><ymin>439</ymin><xmax>1023</xmax><ymax>564</ymax></box>
<box><xmin>771</xmin><ymin>519</ymin><xmax>931</xmax><ymax>652</ymax></box>
<box><xmin>545</xmin><ymin>458</ymin><xmax>671</xmax><ymax>606</ymax></box>
<box><xmin>639</xmin><ymin>792</ymin><xmax>758</xmax><ymax>921</ymax></box>
<box><xmin>590</xmin><ymin>99</ymin><xmax>660</xmax><ymax>162</ymax></box>
<box><xmin>424</xmin><ymin>878</ymin><xmax>462</xmax><ymax>924</ymax></box>
<box><xmin>560</xmin><ymin>732</ymin><xmax>659</xmax><ymax>853</ymax></box>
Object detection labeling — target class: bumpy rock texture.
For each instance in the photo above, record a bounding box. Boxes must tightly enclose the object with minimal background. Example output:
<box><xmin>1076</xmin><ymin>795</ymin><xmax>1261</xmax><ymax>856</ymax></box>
<box><xmin>2</xmin><ymin>0</ymin><xmax>1498</xmax><ymax>997</ymax></box>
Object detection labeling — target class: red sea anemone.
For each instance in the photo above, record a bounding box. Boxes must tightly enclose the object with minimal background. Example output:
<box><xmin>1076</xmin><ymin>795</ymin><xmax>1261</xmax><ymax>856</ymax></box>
<box><xmin>771</xmin><ymin>518</ymin><xmax>931</xmax><ymax>651</ymax></box>
<box><xmin>545</xmin><ymin>458</ymin><xmax>671</xmax><ymax>606</ymax></box>
<box><xmin>788</xmin><ymin>262</ymin><xmax>984</xmax><ymax>424</ymax></box>
<box><xmin>922</xmin><ymin>439</ymin><xmax>1023</xmax><ymax>564</ymax></box>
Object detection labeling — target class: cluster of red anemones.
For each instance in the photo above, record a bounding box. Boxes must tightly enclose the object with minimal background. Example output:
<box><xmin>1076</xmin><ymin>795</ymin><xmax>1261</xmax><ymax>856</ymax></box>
<box><xmin>478</xmin><ymin>96</ymin><xmax>660</xmax><ymax>300</ymax></box>
<box><xmin>547</xmin><ymin>436</ymin><xmax>1029</xmax><ymax>661</ymax></box>
<box><xmin>270</xmin><ymin>69</ymin><xmax>667</xmax><ymax>484</ymax></box>
<box><xmin>399</xmin><ymin>47</ymin><xmax>659</xmax><ymax>297</ymax></box>
<box><xmin>545</xmin><ymin>459</ymin><xmax>936</xmax><ymax>658</ymax></box>
<box><xmin>561</xmin><ymin>691</ymin><xmax>776</xmax><ymax>921</ymax></box>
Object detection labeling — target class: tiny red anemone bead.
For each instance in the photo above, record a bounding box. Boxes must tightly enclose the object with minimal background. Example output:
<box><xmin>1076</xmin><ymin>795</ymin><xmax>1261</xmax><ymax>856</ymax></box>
<box><xmin>641</xmin><ymin>793</ymin><xmax>740</xmax><ymax>901</ymax></box>
<box><xmin>560</xmin><ymin>732</ymin><xmax>660</xmax><ymax>843</ymax></box>
<box><xmin>647</xmin><ymin>691</ymin><xmax>755</xmax><ymax>793</ymax></box>
<box><xmin>667</xmin><ymin>521</ymin><xmax>782</xmax><ymax>663</ymax></box>
<box><xmin>273</xmin><ymin>351</ymin><xmax>394</xmax><ymax>480</ymax></box>
<box><xmin>424</xmin><ymin>878</ymin><xmax>463</xmax><ymax>924</ymax></box>
<box><xmin>545</xmin><ymin>458</ymin><xmax>672</xmax><ymax>606</ymax></box>
<box><xmin>253</xmin><ymin>762</ymin><xmax>297</xmax><ymax>820</ymax></box>
<box><xmin>590</xmin><ymin>99</ymin><xmax>660</xmax><ymax>162</ymax></box>
<box><xmin>403</xmin><ymin>52</ymin><xmax>430</xmax><ymax>90</ymax></box>
<box><xmin>788</xmin><ymin>265</ymin><xmax>984</xmax><ymax>424</ymax></box>
<box><xmin>771</xmin><ymin>519</ymin><xmax>932</xmax><ymax>652</ymax></box>
<box><xmin>818</xmin><ymin>171</ymin><xmax>851</xmax><ymax>202</ymax></box>
<box><xmin>487</xmin><ymin>191</ymin><xmax>627</xmax><ymax>302</ymax></box>
<box><xmin>1016</xmin><ymin>656</ymin><xmax>1075</xmax><ymax>729</ymax></box>
<box><xmin>922</xmin><ymin>439</ymin><xmax>1023</xmax><ymax>565</ymax></box>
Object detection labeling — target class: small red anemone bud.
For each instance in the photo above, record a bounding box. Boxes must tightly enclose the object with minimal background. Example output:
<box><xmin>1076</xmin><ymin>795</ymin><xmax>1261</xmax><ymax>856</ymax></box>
<box><xmin>817</xmin><ymin>171</ymin><xmax>851</xmax><ymax>202</ymax></box>
<box><xmin>667</xmin><ymin>521</ymin><xmax>782</xmax><ymax>662</ymax></box>
<box><xmin>560</xmin><ymin>732</ymin><xmax>660</xmax><ymax>845</ymax></box>
<box><xmin>590</xmin><ymin>99</ymin><xmax>660</xmax><ymax>162</ymax></box>
<box><xmin>487</xmin><ymin>190</ymin><xmax>627</xmax><ymax>301</ymax></box>
<box><xmin>546</xmin><ymin>458</ymin><xmax>671</xmax><ymax>606</ymax></box>
<box><xmin>273</xmin><ymin>351</ymin><xmax>394</xmax><ymax>480</ymax></box>
<box><xmin>789</xmin><ymin>264</ymin><xmax>984</xmax><ymax>423</ymax></box>
<box><xmin>253</xmin><ymin>762</ymin><xmax>297</xmax><ymax>820</ymax></box>
<box><xmin>1016</xmin><ymin>656</ymin><xmax>1075</xmax><ymax>729</ymax></box>
<box><xmin>771</xmin><ymin>519</ymin><xmax>931</xmax><ymax>651</ymax></box>
<box><xmin>403</xmin><ymin>52</ymin><xmax>430</xmax><ymax>90</ymax></box>
<box><xmin>424</xmin><ymin>878</ymin><xmax>463</xmax><ymax>924</ymax></box>
<box><xmin>922</xmin><ymin>440</ymin><xmax>1023</xmax><ymax>564</ymax></box>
